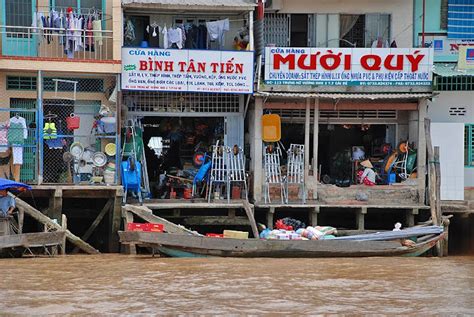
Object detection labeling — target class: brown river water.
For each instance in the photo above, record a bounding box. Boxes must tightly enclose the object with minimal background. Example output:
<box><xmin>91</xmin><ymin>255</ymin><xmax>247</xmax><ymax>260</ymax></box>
<box><xmin>0</xmin><ymin>255</ymin><xmax>473</xmax><ymax>315</ymax></box>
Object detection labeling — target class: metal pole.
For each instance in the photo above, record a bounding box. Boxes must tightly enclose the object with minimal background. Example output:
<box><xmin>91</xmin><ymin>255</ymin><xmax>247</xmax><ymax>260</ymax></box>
<box><xmin>37</xmin><ymin>70</ymin><xmax>43</xmax><ymax>185</ymax></box>
<box><xmin>422</xmin><ymin>0</ymin><xmax>426</xmax><ymax>47</ymax></box>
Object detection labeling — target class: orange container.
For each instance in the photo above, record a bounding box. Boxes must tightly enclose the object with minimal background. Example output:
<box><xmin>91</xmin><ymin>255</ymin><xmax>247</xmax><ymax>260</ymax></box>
<box><xmin>262</xmin><ymin>114</ymin><xmax>281</xmax><ymax>142</ymax></box>
<box><xmin>183</xmin><ymin>188</ymin><xmax>192</xmax><ymax>199</ymax></box>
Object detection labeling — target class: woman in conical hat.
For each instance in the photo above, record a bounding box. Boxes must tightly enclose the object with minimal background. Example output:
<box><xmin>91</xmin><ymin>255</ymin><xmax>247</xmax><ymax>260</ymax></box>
<box><xmin>359</xmin><ymin>160</ymin><xmax>376</xmax><ymax>186</ymax></box>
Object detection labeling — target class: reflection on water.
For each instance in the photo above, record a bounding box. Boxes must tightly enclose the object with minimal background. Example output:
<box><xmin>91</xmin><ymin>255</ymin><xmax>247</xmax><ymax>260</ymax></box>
<box><xmin>0</xmin><ymin>255</ymin><xmax>473</xmax><ymax>315</ymax></box>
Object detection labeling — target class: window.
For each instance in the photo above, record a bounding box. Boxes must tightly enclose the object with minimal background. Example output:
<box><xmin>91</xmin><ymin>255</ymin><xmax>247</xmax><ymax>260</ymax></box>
<box><xmin>435</xmin><ymin>75</ymin><xmax>474</xmax><ymax>91</ymax></box>
<box><xmin>340</xmin><ymin>14</ymin><xmax>390</xmax><ymax>48</ymax></box>
<box><xmin>290</xmin><ymin>14</ymin><xmax>308</xmax><ymax>47</ymax></box>
<box><xmin>466</xmin><ymin>125</ymin><xmax>474</xmax><ymax>167</ymax></box>
<box><xmin>50</xmin><ymin>0</ymin><xmax>102</xmax><ymax>10</ymax></box>
<box><xmin>7</xmin><ymin>76</ymin><xmax>37</xmax><ymax>90</ymax></box>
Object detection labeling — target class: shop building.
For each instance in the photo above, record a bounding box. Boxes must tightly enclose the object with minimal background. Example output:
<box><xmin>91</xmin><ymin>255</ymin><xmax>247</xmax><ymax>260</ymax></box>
<box><xmin>119</xmin><ymin>1</ymin><xmax>256</xmax><ymax>216</ymax></box>
<box><xmin>248</xmin><ymin>0</ymin><xmax>436</xmax><ymax>229</ymax></box>
<box><xmin>0</xmin><ymin>0</ymin><xmax>124</xmax><ymax>252</ymax></box>
<box><xmin>413</xmin><ymin>0</ymin><xmax>474</xmax><ymax>253</ymax></box>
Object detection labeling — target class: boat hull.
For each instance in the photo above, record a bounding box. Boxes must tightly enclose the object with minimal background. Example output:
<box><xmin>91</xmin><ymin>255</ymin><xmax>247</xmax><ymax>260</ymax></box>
<box><xmin>119</xmin><ymin>231</ymin><xmax>444</xmax><ymax>258</ymax></box>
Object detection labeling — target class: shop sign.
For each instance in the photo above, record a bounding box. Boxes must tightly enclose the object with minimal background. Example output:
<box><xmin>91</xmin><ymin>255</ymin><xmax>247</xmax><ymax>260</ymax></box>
<box><xmin>121</xmin><ymin>48</ymin><xmax>254</xmax><ymax>94</ymax></box>
<box><xmin>420</xmin><ymin>35</ymin><xmax>474</xmax><ymax>61</ymax></box>
<box><xmin>264</xmin><ymin>47</ymin><xmax>433</xmax><ymax>86</ymax></box>
<box><xmin>458</xmin><ymin>46</ymin><xmax>474</xmax><ymax>70</ymax></box>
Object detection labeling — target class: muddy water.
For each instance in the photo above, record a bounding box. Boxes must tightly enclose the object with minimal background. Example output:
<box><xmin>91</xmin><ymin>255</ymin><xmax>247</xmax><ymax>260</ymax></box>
<box><xmin>0</xmin><ymin>255</ymin><xmax>473</xmax><ymax>315</ymax></box>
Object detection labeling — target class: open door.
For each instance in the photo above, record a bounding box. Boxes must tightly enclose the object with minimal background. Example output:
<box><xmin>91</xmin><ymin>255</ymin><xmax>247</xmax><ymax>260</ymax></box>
<box><xmin>1</xmin><ymin>0</ymin><xmax>37</xmax><ymax>57</ymax></box>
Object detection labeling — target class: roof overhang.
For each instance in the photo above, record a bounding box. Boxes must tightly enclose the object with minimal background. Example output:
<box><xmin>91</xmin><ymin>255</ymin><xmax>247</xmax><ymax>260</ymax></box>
<box><xmin>254</xmin><ymin>92</ymin><xmax>435</xmax><ymax>101</ymax></box>
<box><xmin>433</xmin><ymin>63</ymin><xmax>474</xmax><ymax>77</ymax></box>
<box><xmin>122</xmin><ymin>0</ymin><xmax>256</xmax><ymax>12</ymax></box>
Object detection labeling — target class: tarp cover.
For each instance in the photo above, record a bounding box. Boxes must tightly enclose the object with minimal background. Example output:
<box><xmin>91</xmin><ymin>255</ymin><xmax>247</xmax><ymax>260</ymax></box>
<box><xmin>0</xmin><ymin>178</ymin><xmax>31</xmax><ymax>192</ymax></box>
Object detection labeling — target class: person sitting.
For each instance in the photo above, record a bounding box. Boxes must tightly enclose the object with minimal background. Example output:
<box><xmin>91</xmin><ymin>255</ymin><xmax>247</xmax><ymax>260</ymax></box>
<box><xmin>0</xmin><ymin>190</ymin><xmax>15</xmax><ymax>218</ymax></box>
<box><xmin>358</xmin><ymin>160</ymin><xmax>377</xmax><ymax>186</ymax></box>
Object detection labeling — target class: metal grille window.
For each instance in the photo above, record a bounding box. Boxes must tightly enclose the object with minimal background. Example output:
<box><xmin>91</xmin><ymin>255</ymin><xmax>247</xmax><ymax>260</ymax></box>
<box><xmin>271</xmin><ymin>109</ymin><xmax>397</xmax><ymax>122</ymax></box>
<box><xmin>435</xmin><ymin>75</ymin><xmax>474</xmax><ymax>91</ymax></box>
<box><xmin>124</xmin><ymin>91</ymin><xmax>241</xmax><ymax>114</ymax></box>
<box><xmin>50</xmin><ymin>0</ymin><xmax>103</xmax><ymax>10</ymax></box>
<box><xmin>7</xmin><ymin>76</ymin><xmax>37</xmax><ymax>90</ymax></box>
<box><xmin>6</xmin><ymin>77</ymin><xmax>104</xmax><ymax>92</ymax></box>
<box><xmin>264</xmin><ymin>13</ymin><xmax>289</xmax><ymax>47</ymax></box>
<box><xmin>5</xmin><ymin>0</ymin><xmax>33</xmax><ymax>37</ymax></box>
<box><xmin>465</xmin><ymin>124</ymin><xmax>474</xmax><ymax>167</ymax></box>
<box><xmin>43</xmin><ymin>78</ymin><xmax>104</xmax><ymax>92</ymax></box>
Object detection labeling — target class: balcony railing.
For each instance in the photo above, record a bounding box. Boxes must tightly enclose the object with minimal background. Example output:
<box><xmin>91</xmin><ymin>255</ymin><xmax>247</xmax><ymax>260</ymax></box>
<box><xmin>0</xmin><ymin>25</ymin><xmax>113</xmax><ymax>61</ymax></box>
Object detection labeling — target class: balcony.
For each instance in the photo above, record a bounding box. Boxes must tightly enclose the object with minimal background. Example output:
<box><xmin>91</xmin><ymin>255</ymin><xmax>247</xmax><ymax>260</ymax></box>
<box><xmin>0</xmin><ymin>25</ymin><xmax>113</xmax><ymax>61</ymax></box>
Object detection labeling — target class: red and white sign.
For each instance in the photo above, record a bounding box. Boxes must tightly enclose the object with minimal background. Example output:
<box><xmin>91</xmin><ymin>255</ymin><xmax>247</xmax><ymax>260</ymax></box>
<box><xmin>122</xmin><ymin>48</ymin><xmax>254</xmax><ymax>94</ymax></box>
<box><xmin>264</xmin><ymin>48</ymin><xmax>434</xmax><ymax>86</ymax></box>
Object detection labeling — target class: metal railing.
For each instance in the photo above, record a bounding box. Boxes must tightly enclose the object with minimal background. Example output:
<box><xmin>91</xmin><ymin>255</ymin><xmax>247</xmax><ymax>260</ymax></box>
<box><xmin>0</xmin><ymin>25</ymin><xmax>113</xmax><ymax>60</ymax></box>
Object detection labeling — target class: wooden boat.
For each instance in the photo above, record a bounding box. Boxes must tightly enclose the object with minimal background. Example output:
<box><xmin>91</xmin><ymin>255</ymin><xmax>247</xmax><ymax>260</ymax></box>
<box><xmin>0</xmin><ymin>231</ymin><xmax>66</xmax><ymax>258</ymax></box>
<box><xmin>119</xmin><ymin>230</ymin><xmax>445</xmax><ymax>258</ymax></box>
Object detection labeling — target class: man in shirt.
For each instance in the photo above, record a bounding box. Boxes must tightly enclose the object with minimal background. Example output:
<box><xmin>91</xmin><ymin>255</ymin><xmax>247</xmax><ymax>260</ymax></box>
<box><xmin>0</xmin><ymin>190</ymin><xmax>15</xmax><ymax>218</ymax></box>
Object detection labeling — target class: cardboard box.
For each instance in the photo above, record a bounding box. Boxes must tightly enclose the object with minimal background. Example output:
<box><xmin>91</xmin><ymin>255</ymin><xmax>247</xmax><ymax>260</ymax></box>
<box><xmin>223</xmin><ymin>230</ymin><xmax>249</xmax><ymax>239</ymax></box>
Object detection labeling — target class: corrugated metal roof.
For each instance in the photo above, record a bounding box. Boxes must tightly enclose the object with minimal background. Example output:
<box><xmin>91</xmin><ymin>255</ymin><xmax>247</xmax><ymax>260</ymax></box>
<box><xmin>122</xmin><ymin>0</ymin><xmax>255</xmax><ymax>9</ymax></box>
<box><xmin>254</xmin><ymin>92</ymin><xmax>435</xmax><ymax>100</ymax></box>
<box><xmin>433</xmin><ymin>63</ymin><xmax>474</xmax><ymax>77</ymax></box>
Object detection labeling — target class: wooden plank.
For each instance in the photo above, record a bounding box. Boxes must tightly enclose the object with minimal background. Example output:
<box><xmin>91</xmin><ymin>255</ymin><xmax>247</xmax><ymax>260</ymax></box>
<box><xmin>61</xmin><ymin>214</ymin><xmax>67</xmax><ymax>255</ymax></box>
<box><xmin>243</xmin><ymin>201</ymin><xmax>260</xmax><ymax>239</ymax></box>
<box><xmin>124</xmin><ymin>205</ymin><xmax>199</xmax><ymax>235</ymax></box>
<box><xmin>424</xmin><ymin>118</ymin><xmax>439</xmax><ymax>227</ymax></box>
<box><xmin>434</xmin><ymin>146</ymin><xmax>443</xmax><ymax>256</ymax></box>
<box><xmin>406</xmin><ymin>209</ymin><xmax>415</xmax><ymax>227</ymax></box>
<box><xmin>72</xmin><ymin>199</ymin><xmax>113</xmax><ymax>254</ymax></box>
<box><xmin>182</xmin><ymin>216</ymin><xmax>251</xmax><ymax>226</ymax></box>
<box><xmin>11</xmin><ymin>194</ymin><xmax>99</xmax><ymax>254</ymax></box>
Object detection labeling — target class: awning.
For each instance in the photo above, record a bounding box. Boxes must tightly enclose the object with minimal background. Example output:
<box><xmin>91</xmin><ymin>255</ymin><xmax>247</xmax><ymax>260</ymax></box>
<box><xmin>254</xmin><ymin>92</ymin><xmax>435</xmax><ymax>100</ymax></box>
<box><xmin>122</xmin><ymin>0</ymin><xmax>256</xmax><ymax>11</ymax></box>
<box><xmin>433</xmin><ymin>63</ymin><xmax>474</xmax><ymax>77</ymax></box>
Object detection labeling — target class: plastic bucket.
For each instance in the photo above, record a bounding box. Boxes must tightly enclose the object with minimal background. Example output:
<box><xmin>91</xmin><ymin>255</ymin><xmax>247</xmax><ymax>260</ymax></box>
<box><xmin>104</xmin><ymin>170</ymin><xmax>115</xmax><ymax>184</ymax></box>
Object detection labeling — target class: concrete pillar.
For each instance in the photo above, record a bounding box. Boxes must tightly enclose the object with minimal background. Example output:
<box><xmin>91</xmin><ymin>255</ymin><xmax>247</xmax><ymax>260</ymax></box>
<box><xmin>313</xmin><ymin>98</ymin><xmax>319</xmax><ymax>199</ymax></box>
<box><xmin>417</xmin><ymin>98</ymin><xmax>428</xmax><ymax>203</ymax></box>
<box><xmin>251</xmin><ymin>97</ymin><xmax>263</xmax><ymax>203</ymax></box>
<box><xmin>112</xmin><ymin>0</ymin><xmax>123</xmax><ymax>61</ymax></box>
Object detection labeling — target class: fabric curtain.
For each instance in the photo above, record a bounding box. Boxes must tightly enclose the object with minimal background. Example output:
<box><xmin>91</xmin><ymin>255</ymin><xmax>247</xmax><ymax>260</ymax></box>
<box><xmin>339</xmin><ymin>14</ymin><xmax>360</xmax><ymax>39</ymax></box>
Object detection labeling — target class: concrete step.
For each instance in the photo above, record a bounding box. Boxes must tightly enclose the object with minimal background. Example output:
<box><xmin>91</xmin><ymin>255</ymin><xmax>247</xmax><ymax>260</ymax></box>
<box><xmin>317</xmin><ymin>184</ymin><xmax>419</xmax><ymax>205</ymax></box>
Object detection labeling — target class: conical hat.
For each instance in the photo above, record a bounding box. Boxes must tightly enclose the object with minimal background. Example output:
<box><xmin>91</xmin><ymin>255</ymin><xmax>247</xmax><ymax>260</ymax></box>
<box><xmin>360</xmin><ymin>160</ymin><xmax>373</xmax><ymax>168</ymax></box>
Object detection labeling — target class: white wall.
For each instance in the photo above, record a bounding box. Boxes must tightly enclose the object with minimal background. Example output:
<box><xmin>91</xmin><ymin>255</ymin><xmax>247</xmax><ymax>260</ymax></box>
<box><xmin>428</xmin><ymin>91</ymin><xmax>474</xmax><ymax>188</ymax></box>
<box><xmin>427</xmin><ymin>91</ymin><xmax>474</xmax><ymax>124</ymax></box>
<box><xmin>431</xmin><ymin>123</ymin><xmax>465</xmax><ymax>200</ymax></box>
<box><xmin>277</xmin><ymin>0</ymin><xmax>413</xmax><ymax>47</ymax></box>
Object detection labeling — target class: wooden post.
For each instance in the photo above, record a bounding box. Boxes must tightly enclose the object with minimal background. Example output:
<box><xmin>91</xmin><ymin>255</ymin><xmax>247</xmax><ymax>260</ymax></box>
<box><xmin>109</xmin><ymin>190</ymin><xmax>123</xmax><ymax>253</ymax></box>
<box><xmin>243</xmin><ymin>201</ymin><xmax>260</xmax><ymax>239</ymax></box>
<box><xmin>418</xmin><ymin>100</ymin><xmax>427</xmax><ymax>203</ymax></box>
<box><xmin>425</xmin><ymin>118</ymin><xmax>439</xmax><ymax>226</ymax></box>
<box><xmin>313</xmin><ymin>98</ymin><xmax>319</xmax><ymax>199</ymax></box>
<box><xmin>434</xmin><ymin>146</ymin><xmax>443</xmax><ymax>256</ymax></box>
<box><xmin>49</xmin><ymin>189</ymin><xmax>63</xmax><ymax>225</ymax></box>
<box><xmin>18</xmin><ymin>208</ymin><xmax>24</xmax><ymax>234</ymax></box>
<box><xmin>61</xmin><ymin>214</ymin><xmax>67</xmax><ymax>255</ymax></box>
<box><xmin>266</xmin><ymin>207</ymin><xmax>275</xmax><ymax>229</ymax></box>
